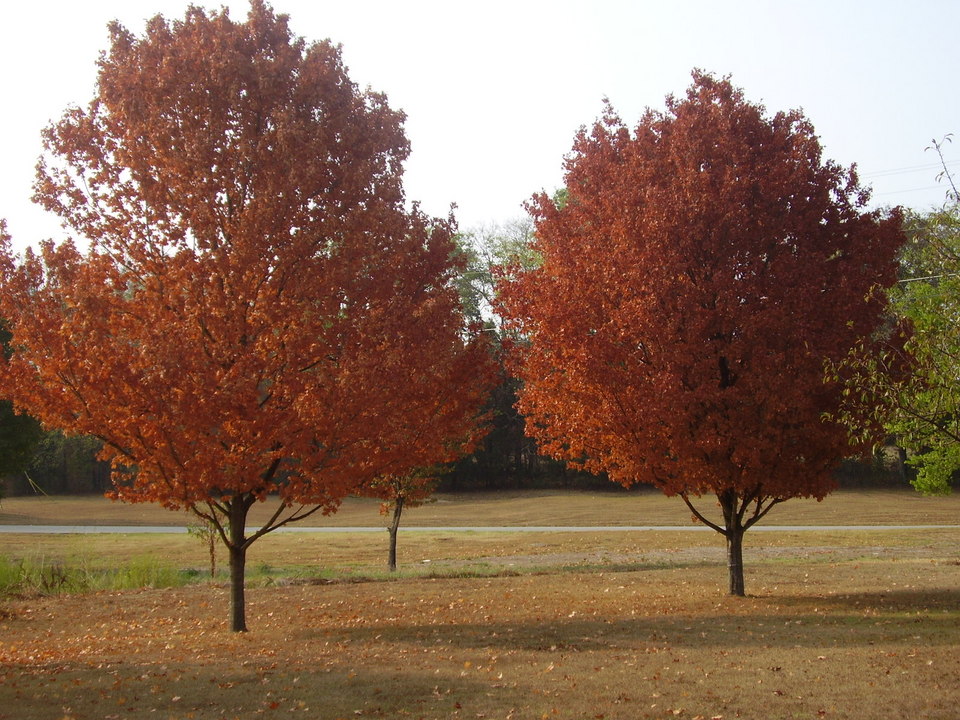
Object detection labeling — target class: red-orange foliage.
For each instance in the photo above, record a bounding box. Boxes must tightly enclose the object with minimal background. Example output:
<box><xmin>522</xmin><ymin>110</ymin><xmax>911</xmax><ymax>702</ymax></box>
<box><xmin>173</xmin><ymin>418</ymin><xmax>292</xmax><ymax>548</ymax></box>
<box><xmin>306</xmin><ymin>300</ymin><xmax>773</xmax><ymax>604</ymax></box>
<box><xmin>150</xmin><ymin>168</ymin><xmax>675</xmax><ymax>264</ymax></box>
<box><xmin>498</xmin><ymin>72</ymin><xmax>904</xmax><ymax>594</ymax></box>
<box><xmin>0</xmin><ymin>2</ymin><xmax>492</xmax><ymax>630</ymax></box>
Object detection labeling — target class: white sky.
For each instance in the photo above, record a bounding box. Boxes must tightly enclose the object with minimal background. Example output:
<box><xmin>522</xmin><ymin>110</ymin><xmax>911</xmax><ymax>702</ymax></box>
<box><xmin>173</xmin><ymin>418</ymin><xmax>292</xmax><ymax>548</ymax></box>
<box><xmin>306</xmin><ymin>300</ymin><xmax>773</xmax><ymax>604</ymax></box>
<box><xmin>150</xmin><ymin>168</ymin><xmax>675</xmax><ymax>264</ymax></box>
<box><xmin>1</xmin><ymin>0</ymin><xmax>957</xmax><ymax>251</ymax></box>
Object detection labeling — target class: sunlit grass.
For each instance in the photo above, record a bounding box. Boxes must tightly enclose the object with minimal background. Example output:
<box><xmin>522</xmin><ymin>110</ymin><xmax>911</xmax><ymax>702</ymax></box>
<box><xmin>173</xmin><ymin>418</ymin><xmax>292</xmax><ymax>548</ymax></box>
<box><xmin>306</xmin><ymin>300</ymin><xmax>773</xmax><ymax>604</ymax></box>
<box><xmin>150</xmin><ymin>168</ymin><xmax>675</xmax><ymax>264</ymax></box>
<box><xmin>0</xmin><ymin>553</ymin><xmax>193</xmax><ymax>596</ymax></box>
<box><xmin>0</xmin><ymin>492</ymin><xmax>958</xmax><ymax>719</ymax></box>
<box><xmin>3</xmin><ymin>487</ymin><xmax>959</xmax><ymax>528</ymax></box>
<box><xmin>1</xmin><ymin>551</ymin><xmax>958</xmax><ymax>720</ymax></box>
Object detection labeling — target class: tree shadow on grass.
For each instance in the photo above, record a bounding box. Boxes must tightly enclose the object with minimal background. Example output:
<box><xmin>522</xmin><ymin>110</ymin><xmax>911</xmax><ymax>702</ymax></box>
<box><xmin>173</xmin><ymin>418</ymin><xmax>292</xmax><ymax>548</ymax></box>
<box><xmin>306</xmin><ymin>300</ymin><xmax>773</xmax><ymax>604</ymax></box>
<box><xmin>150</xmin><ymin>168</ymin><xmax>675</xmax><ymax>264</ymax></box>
<box><xmin>1</xmin><ymin>659</ymin><xmax>524</xmax><ymax>720</ymax></box>
<box><xmin>772</xmin><ymin>586</ymin><xmax>960</xmax><ymax>613</ymax></box>
<box><xmin>307</xmin><ymin>593</ymin><xmax>960</xmax><ymax>654</ymax></box>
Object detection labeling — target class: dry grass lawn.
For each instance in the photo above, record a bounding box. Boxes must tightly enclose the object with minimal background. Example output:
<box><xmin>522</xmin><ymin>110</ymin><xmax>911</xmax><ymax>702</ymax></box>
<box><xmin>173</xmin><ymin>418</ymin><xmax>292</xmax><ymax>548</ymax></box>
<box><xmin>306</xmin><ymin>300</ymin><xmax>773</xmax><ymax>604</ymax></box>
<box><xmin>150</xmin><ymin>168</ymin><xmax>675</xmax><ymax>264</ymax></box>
<box><xmin>0</xmin><ymin>490</ymin><xmax>958</xmax><ymax>719</ymax></box>
<box><xmin>2</xmin><ymin>487</ymin><xmax>959</xmax><ymax>527</ymax></box>
<box><xmin>1</xmin><ymin>552</ymin><xmax>958</xmax><ymax>720</ymax></box>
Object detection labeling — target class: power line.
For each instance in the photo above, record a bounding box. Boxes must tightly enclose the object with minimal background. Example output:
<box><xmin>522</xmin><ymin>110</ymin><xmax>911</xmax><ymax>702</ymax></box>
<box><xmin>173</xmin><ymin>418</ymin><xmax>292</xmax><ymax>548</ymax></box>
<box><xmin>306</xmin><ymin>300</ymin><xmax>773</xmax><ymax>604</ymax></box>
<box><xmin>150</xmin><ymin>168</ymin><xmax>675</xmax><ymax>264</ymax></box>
<box><xmin>861</xmin><ymin>160</ymin><xmax>960</xmax><ymax>180</ymax></box>
<box><xmin>873</xmin><ymin>184</ymin><xmax>952</xmax><ymax>197</ymax></box>
<box><xmin>899</xmin><ymin>273</ymin><xmax>960</xmax><ymax>284</ymax></box>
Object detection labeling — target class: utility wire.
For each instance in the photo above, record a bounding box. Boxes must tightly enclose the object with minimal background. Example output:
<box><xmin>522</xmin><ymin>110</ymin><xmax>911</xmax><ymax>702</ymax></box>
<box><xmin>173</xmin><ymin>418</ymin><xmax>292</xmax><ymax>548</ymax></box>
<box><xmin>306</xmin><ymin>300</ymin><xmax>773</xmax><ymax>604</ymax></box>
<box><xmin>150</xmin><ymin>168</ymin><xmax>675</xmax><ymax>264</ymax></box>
<box><xmin>874</xmin><ymin>184</ymin><xmax>952</xmax><ymax>197</ymax></box>
<box><xmin>861</xmin><ymin>160</ymin><xmax>960</xmax><ymax>180</ymax></box>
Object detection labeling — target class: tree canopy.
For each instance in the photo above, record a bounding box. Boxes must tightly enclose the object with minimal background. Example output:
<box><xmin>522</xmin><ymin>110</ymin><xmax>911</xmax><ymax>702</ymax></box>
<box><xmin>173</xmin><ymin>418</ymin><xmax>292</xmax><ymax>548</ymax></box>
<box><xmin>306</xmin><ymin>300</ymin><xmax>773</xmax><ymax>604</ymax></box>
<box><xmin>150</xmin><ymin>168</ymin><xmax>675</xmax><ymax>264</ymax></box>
<box><xmin>0</xmin><ymin>1</ymin><xmax>493</xmax><ymax>630</ymax></box>
<box><xmin>498</xmin><ymin>71</ymin><xmax>905</xmax><ymax>594</ymax></box>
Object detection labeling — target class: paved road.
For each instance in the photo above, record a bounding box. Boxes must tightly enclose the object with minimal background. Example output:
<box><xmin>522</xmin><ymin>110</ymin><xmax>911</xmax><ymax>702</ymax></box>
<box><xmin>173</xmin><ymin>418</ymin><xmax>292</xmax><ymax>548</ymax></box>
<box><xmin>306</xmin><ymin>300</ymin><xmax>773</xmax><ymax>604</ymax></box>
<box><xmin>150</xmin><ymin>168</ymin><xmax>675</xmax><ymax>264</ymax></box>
<box><xmin>0</xmin><ymin>524</ymin><xmax>957</xmax><ymax>534</ymax></box>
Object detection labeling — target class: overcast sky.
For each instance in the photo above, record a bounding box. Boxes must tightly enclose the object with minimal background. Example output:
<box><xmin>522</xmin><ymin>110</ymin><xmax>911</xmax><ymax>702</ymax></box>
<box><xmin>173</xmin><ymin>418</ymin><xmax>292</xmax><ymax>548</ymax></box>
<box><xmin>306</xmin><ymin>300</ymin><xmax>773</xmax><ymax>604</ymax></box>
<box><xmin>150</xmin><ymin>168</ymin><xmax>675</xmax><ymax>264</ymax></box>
<box><xmin>1</xmin><ymin>0</ymin><xmax>957</xmax><ymax>251</ymax></box>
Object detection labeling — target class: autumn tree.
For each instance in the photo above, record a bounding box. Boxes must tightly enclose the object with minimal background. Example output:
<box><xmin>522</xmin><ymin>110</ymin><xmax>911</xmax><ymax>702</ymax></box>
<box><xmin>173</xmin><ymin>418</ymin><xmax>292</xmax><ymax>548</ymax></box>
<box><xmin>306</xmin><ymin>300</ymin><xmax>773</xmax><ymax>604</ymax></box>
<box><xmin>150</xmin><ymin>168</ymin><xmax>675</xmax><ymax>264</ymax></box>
<box><xmin>360</xmin><ymin>307</ymin><xmax>494</xmax><ymax>571</ymax></box>
<box><xmin>498</xmin><ymin>72</ymin><xmax>905</xmax><ymax>595</ymax></box>
<box><xmin>0</xmin><ymin>2</ymin><xmax>492</xmax><ymax>631</ymax></box>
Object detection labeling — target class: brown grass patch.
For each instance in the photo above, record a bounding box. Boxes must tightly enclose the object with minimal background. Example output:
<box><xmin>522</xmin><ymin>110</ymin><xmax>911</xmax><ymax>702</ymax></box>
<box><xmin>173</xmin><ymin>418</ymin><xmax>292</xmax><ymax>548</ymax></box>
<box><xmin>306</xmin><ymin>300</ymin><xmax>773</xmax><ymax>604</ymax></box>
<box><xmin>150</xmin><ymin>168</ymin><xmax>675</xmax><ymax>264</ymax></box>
<box><xmin>2</xmin><ymin>488</ymin><xmax>959</xmax><ymax>528</ymax></box>
<box><xmin>1</xmin><ymin>524</ymin><xmax>959</xmax><ymax>719</ymax></box>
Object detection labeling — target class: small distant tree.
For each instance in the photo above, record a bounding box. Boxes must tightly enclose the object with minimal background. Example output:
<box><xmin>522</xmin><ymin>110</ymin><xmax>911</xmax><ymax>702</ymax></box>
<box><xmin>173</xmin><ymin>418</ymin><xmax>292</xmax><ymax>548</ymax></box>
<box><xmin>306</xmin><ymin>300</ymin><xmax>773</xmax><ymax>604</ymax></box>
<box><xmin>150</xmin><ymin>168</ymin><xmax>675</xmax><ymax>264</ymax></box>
<box><xmin>187</xmin><ymin>519</ymin><xmax>220</xmax><ymax>578</ymax></box>
<box><xmin>498</xmin><ymin>71</ymin><xmax>905</xmax><ymax>595</ymax></box>
<box><xmin>360</xmin><ymin>319</ymin><xmax>494</xmax><ymax>571</ymax></box>
<box><xmin>0</xmin><ymin>3</ymin><xmax>493</xmax><ymax>631</ymax></box>
<box><xmin>369</xmin><ymin>468</ymin><xmax>439</xmax><ymax>572</ymax></box>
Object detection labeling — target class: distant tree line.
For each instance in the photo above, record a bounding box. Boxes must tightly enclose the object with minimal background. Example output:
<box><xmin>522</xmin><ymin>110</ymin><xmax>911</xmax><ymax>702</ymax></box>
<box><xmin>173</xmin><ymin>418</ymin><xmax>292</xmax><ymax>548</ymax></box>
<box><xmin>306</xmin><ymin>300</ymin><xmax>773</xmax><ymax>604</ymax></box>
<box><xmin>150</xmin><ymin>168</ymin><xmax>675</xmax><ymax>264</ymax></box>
<box><xmin>3</xmin><ymin>432</ymin><xmax>110</xmax><ymax>496</ymax></box>
<box><xmin>0</xmin><ymin>412</ymin><xmax>911</xmax><ymax>498</ymax></box>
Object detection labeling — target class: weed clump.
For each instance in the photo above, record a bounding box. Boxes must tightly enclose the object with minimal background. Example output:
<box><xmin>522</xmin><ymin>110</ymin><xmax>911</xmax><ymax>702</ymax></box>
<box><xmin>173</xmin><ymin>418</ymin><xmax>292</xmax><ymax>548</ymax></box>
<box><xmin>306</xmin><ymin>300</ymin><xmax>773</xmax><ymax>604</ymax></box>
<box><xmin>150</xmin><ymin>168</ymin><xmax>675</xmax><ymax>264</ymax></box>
<box><xmin>0</xmin><ymin>554</ymin><xmax>192</xmax><ymax>597</ymax></box>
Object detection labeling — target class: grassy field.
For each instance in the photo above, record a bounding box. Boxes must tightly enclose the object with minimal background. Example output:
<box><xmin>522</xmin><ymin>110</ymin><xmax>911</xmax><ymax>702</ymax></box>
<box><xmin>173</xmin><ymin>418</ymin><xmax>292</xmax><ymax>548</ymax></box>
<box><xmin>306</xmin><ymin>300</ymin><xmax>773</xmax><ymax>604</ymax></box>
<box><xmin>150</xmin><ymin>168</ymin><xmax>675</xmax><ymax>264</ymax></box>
<box><xmin>3</xmin><ymin>487</ymin><xmax>960</xmax><ymax>527</ymax></box>
<box><xmin>0</xmin><ymin>490</ymin><xmax>958</xmax><ymax>719</ymax></box>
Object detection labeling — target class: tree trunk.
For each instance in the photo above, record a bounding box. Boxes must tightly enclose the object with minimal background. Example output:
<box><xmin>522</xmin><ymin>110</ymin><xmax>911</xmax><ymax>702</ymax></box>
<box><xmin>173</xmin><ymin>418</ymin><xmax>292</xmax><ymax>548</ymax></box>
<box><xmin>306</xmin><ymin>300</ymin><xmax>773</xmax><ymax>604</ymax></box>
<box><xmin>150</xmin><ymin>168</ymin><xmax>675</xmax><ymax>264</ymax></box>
<box><xmin>227</xmin><ymin>500</ymin><xmax>251</xmax><ymax>632</ymax></box>
<box><xmin>228</xmin><ymin>543</ymin><xmax>247</xmax><ymax>632</ymax></box>
<box><xmin>718</xmin><ymin>490</ymin><xmax>746</xmax><ymax>597</ymax></box>
<box><xmin>208</xmin><ymin>530</ymin><xmax>217</xmax><ymax>578</ymax></box>
<box><xmin>387</xmin><ymin>496</ymin><xmax>404</xmax><ymax>572</ymax></box>
<box><xmin>726</xmin><ymin>524</ymin><xmax>745</xmax><ymax>596</ymax></box>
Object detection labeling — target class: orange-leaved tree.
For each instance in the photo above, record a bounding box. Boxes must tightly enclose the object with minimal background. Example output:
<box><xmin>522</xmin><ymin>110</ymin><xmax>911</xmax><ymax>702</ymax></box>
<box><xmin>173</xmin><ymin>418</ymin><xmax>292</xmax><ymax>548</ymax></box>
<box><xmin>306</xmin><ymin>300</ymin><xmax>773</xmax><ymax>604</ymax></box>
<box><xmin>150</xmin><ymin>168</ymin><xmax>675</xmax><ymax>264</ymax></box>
<box><xmin>0</xmin><ymin>2</ymin><xmax>493</xmax><ymax>631</ymax></box>
<box><xmin>361</xmin><ymin>299</ymin><xmax>497</xmax><ymax>571</ymax></box>
<box><xmin>497</xmin><ymin>71</ymin><xmax>904</xmax><ymax>595</ymax></box>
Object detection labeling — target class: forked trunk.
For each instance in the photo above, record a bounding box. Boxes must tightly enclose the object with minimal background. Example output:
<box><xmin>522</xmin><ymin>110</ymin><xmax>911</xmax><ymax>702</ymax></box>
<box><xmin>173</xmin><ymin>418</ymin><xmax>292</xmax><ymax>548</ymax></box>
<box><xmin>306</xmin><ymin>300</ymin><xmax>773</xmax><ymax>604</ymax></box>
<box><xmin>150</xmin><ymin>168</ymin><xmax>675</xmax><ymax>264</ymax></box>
<box><xmin>684</xmin><ymin>490</ymin><xmax>783</xmax><ymax>597</ymax></box>
<box><xmin>718</xmin><ymin>490</ymin><xmax>746</xmax><ymax>597</ymax></box>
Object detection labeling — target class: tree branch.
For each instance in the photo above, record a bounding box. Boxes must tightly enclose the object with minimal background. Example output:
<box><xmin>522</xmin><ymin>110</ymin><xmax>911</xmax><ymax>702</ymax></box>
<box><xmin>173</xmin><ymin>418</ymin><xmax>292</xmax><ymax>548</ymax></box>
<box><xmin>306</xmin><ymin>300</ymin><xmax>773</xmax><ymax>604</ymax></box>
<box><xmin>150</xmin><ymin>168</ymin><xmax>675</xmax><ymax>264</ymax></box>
<box><xmin>680</xmin><ymin>492</ymin><xmax>726</xmax><ymax>535</ymax></box>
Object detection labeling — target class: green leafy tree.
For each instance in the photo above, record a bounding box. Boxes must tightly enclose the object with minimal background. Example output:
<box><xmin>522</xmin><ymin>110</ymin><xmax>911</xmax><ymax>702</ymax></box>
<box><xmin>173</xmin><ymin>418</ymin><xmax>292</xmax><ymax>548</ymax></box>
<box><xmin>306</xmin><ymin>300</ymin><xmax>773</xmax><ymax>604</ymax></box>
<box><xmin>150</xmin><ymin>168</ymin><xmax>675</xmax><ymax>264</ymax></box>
<box><xmin>0</xmin><ymin>403</ymin><xmax>43</xmax><ymax>499</ymax></box>
<box><xmin>0</xmin><ymin>412</ymin><xmax>41</xmax><ymax>480</ymax></box>
<box><xmin>455</xmin><ymin>218</ymin><xmax>539</xmax><ymax>331</ymax></box>
<box><xmin>23</xmin><ymin>430</ymin><xmax>109</xmax><ymax>495</ymax></box>
<box><xmin>836</xmin><ymin>199</ymin><xmax>960</xmax><ymax>495</ymax></box>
